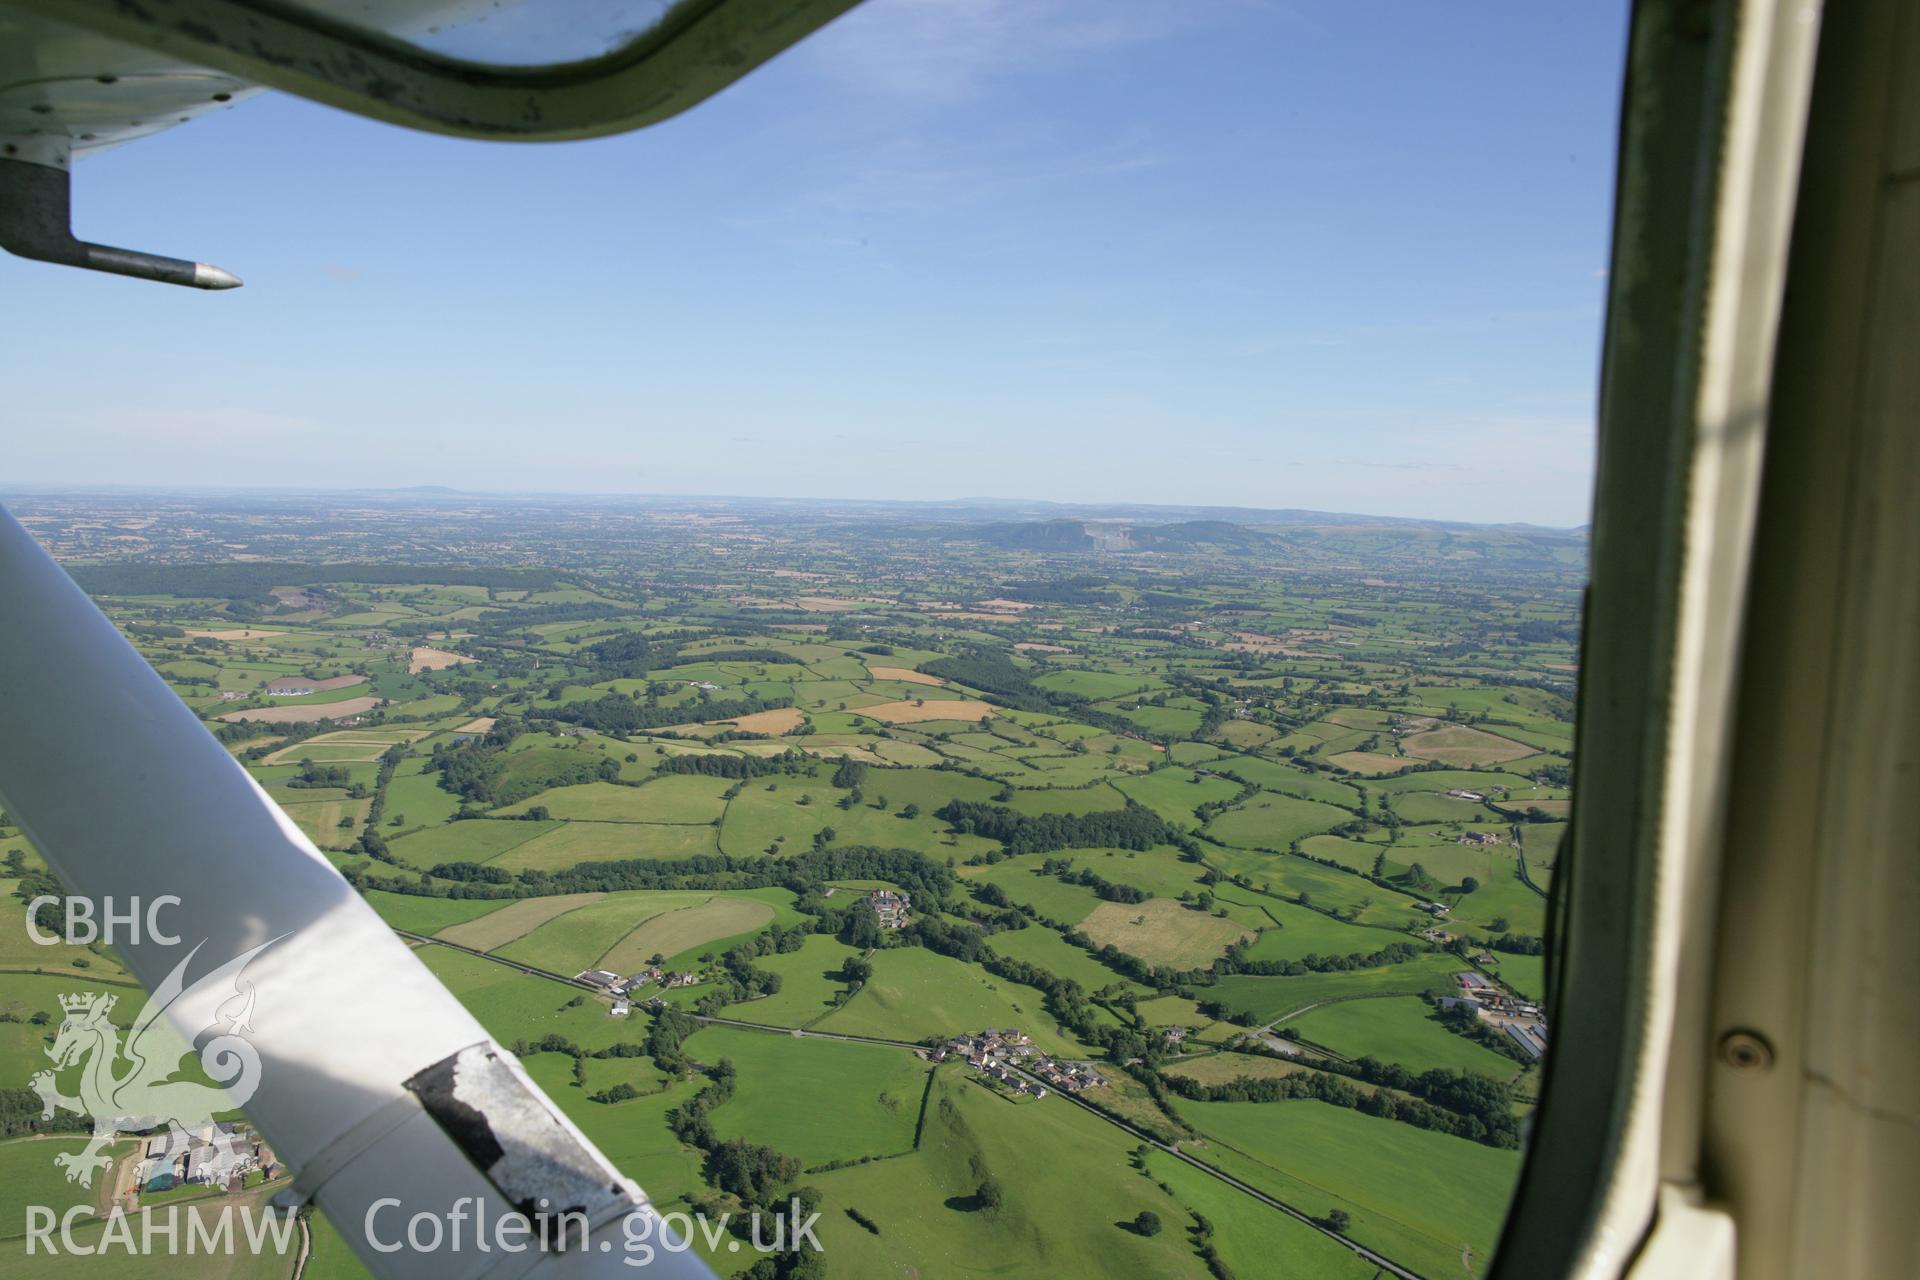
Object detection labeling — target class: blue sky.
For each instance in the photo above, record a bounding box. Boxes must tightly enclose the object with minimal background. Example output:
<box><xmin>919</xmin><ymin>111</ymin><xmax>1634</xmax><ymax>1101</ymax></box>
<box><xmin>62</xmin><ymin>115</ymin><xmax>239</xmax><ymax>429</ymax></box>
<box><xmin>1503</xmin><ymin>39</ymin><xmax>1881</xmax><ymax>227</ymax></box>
<box><xmin>3</xmin><ymin>0</ymin><xmax>1627</xmax><ymax>526</ymax></box>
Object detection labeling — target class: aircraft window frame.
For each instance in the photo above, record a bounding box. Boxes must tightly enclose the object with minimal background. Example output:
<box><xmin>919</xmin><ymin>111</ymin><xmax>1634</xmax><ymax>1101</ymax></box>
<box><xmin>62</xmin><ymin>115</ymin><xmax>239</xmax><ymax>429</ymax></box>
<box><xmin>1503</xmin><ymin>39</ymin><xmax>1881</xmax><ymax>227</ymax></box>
<box><xmin>1491</xmin><ymin>0</ymin><xmax>1821</xmax><ymax>1273</ymax></box>
<box><xmin>0</xmin><ymin>0</ymin><xmax>1833</xmax><ymax>1272</ymax></box>
<box><xmin>8</xmin><ymin>0</ymin><xmax>860</xmax><ymax>140</ymax></box>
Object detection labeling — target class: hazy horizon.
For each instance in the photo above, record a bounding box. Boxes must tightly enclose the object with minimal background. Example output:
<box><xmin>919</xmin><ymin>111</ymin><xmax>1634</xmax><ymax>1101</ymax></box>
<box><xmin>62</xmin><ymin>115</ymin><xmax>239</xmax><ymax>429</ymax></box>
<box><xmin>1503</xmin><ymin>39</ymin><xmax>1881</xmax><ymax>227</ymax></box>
<box><xmin>3</xmin><ymin>1</ymin><xmax>1626</xmax><ymax>527</ymax></box>
<box><xmin>0</xmin><ymin>481</ymin><xmax>1590</xmax><ymax>533</ymax></box>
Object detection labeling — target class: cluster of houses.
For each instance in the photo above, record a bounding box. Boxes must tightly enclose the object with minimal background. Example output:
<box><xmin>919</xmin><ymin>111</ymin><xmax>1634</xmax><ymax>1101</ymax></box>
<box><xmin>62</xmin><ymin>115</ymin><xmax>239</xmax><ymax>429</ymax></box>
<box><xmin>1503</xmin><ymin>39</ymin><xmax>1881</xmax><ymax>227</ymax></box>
<box><xmin>136</xmin><ymin>1122</ymin><xmax>272</xmax><ymax>1195</ymax></box>
<box><xmin>1440</xmin><ymin>973</ymin><xmax>1550</xmax><ymax>1060</ymax></box>
<box><xmin>575</xmin><ymin>966</ymin><xmax>700</xmax><ymax>1016</ymax></box>
<box><xmin>864</xmin><ymin>889</ymin><xmax>911</xmax><ymax>929</ymax></box>
<box><xmin>930</xmin><ymin>1029</ymin><xmax>1108</xmax><ymax>1098</ymax></box>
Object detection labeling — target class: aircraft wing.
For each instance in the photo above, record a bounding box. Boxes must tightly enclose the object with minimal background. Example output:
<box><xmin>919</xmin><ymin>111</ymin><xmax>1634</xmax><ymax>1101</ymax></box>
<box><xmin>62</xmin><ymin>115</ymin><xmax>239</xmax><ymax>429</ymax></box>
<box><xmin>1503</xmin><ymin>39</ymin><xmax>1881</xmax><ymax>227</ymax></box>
<box><xmin>0</xmin><ymin>0</ymin><xmax>861</xmax><ymax>287</ymax></box>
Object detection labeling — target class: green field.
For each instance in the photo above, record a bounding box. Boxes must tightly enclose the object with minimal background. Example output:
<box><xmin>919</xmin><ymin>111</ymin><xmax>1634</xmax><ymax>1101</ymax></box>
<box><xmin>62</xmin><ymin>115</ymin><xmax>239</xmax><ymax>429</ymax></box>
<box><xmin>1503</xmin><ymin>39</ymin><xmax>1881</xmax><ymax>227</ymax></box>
<box><xmin>1142</xmin><ymin>1151</ymin><xmax>1379</xmax><ymax>1279</ymax></box>
<box><xmin>304</xmin><ymin>1210</ymin><xmax>377</xmax><ymax>1280</ymax></box>
<box><xmin>360</xmin><ymin>889</ymin><xmax>508</xmax><ymax>934</ymax></box>
<box><xmin>1209</xmin><ymin>954</ymin><xmax>1466</xmax><ymax>1025</ymax></box>
<box><xmin>1174</xmin><ymin>1097</ymin><xmax>1522</xmax><ymax>1279</ymax></box>
<box><xmin>804</xmin><ymin>1067</ymin><xmax>1210</xmax><ymax>1278</ymax></box>
<box><xmin>967</xmin><ymin>862</ymin><xmax>1106</xmax><ymax>925</ymax></box>
<box><xmin>1288</xmin><ymin>995</ymin><xmax>1522</xmax><ymax>1077</ymax></box>
<box><xmin>0</xmin><ymin>1185</ymin><xmax>299</xmax><ymax>1278</ymax></box>
<box><xmin>386</xmin><ymin>818</ymin><xmax>560</xmax><ymax>869</ymax></box>
<box><xmin>983</xmin><ymin>922</ymin><xmax>1145</xmax><ymax>996</ymax></box>
<box><xmin>717</xmin><ymin>934</ymin><xmax>863</xmax><ymax>1027</ymax></box>
<box><xmin>496</xmin><ymin>890</ymin><xmax>784</xmax><ymax>974</ymax></box>
<box><xmin>417</xmin><ymin>945</ymin><xmax>652</xmax><ymax>1055</ymax></box>
<box><xmin>1076</xmin><ymin>898</ymin><xmax>1252</xmax><ymax>969</ymax></box>
<box><xmin>496</xmin><ymin>777</ymin><xmax>726</xmax><ymax>823</ymax></box>
<box><xmin>1486</xmin><ymin>952</ymin><xmax>1547</xmax><ymax>1002</ymax></box>
<box><xmin>690</xmin><ymin>1025</ymin><xmax>929</xmax><ymax>1168</ymax></box>
<box><xmin>54</xmin><ymin>496</ymin><xmax>1586</xmax><ymax>1275</ymax></box>
<box><xmin>1204</xmin><ymin>794</ymin><xmax>1353</xmax><ymax>851</ymax></box>
<box><xmin>0</xmin><ymin>1135</ymin><xmax>127</xmax><ymax>1229</ymax></box>
<box><xmin>599</xmin><ymin>896</ymin><xmax>778</xmax><ymax>972</ymax></box>
<box><xmin>490</xmin><ymin>820</ymin><xmax>721</xmax><ymax>870</ymax></box>
<box><xmin>815</xmin><ymin>946</ymin><xmax>1090</xmax><ymax>1056</ymax></box>
<box><xmin>380</xmin><ymin>760</ymin><xmax>463</xmax><ymax>830</ymax></box>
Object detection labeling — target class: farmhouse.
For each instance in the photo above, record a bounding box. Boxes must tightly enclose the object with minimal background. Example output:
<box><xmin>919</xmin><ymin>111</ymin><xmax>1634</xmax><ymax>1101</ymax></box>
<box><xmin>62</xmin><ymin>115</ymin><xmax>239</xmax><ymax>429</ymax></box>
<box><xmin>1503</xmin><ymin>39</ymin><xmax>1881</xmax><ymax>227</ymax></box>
<box><xmin>621</xmin><ymin>967</ymin><xmax>665</xmax><ymax>991</ymax></box>
<box><xmin>575</xmin><ymin>969</ymin><xmax>625</xmax><ymax>991</ymax></box>
<box><xmin>1445</xmin><ymin>789</ymin><xmax>1487</xmax><ymax>802</ymax></box>
<box><xmin>136</xmin><ymin>1120</ymin><xmax>260</xmax><ymax>1192</ymax></box>
<box><xmin>264</xmin><ymin>676</ymin><xmax>315</xmax><ymax>696</ymax></box>
<box><xmin>864</xmin><ymin>889</ymin><xmax>912</xmax><ymax>929</ymax></box>
<box><xmin>1458</xmin><ymin>830</ymin><xmax>1503</xmax><ymax>846</ymax></box>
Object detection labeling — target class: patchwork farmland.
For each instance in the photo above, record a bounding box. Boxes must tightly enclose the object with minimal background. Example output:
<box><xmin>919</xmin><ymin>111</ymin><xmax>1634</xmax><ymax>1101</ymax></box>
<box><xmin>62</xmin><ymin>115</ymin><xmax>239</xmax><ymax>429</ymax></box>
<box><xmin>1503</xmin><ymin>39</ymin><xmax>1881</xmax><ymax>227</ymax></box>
<box><xmin>2</xmin><ymin>493</ymin><xmax>1578</xmax><ymax>1278</ymax></box>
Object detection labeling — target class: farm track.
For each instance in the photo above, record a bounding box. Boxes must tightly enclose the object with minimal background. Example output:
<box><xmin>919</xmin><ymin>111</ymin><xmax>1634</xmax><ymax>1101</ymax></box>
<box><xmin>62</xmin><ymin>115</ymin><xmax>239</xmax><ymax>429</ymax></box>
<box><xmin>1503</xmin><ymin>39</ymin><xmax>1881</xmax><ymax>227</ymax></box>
<box><xmin>398</xmin><ymin>928</ymin><xmax>1428</xmax><ymax>1278</ymax></box>
<box><xmin>1512</xmin><ymin>846</ymin><xmax>1548</xmax><ymax>899</ymax></box>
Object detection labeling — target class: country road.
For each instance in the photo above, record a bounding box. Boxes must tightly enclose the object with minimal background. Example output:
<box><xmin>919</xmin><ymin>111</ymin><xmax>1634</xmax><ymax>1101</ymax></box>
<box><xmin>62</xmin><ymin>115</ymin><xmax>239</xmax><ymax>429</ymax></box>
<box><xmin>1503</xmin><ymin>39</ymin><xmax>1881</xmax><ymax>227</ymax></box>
<box><xmin>397</xmin><ymin>929</ymin><xmax>1422</xmax><ymax>1278</ymax></box>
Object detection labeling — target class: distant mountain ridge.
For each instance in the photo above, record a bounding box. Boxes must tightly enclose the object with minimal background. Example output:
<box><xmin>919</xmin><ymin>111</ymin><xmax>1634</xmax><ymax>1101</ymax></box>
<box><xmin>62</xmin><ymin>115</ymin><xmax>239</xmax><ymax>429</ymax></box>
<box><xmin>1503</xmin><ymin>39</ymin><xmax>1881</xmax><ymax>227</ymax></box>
<box><xmin>0</xmin><ymin>484</ymin><xmax>1588</xmax><ymax>538</ymax></box>
<box><xmin>974</xmin><ymin>519</ymin><xmax>1281</xmax><ymax>552</ymax></box>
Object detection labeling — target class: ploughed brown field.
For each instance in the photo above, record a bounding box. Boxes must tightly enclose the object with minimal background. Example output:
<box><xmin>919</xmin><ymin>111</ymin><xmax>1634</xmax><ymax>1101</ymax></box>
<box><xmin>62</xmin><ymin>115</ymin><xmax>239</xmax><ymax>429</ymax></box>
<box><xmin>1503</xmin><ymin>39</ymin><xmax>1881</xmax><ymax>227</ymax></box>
<box><xmin>218</xmin><ymin>696</ymin><xmax>381</xmax><ymax>724</ymax></box>
<box><xmin>865</xmin><ymin>666</ymin><xmax>945</xmax><ymax>686</ymax></box>
<box><xmin>409</xmin><ymin>645</ymin><xmax>476</xmax><ymax>674</ymax></box>
<box><xmin>858</xmin><ymin>698</ymin><xmax>998</xmax><ymax>724</ymax></box>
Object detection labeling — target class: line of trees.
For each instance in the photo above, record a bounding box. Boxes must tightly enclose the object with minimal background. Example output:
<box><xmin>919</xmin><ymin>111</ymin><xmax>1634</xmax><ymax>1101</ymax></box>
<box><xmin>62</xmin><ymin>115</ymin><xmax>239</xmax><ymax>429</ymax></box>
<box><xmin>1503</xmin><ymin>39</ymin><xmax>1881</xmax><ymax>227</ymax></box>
<box><xmin>1162</xmin><ymin>1054</ymin><xmax>1520</xmax><ymax>1149</ymax></box>
<box><xmin>933</xmin><ymin>799</ymin><xmax>1180</xmax><ymax>857</ymax></box>
<box><xmin>1217</xmin><ymin>936</ymin><xmax>1432</xmax><ymax>977</ymax></box>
